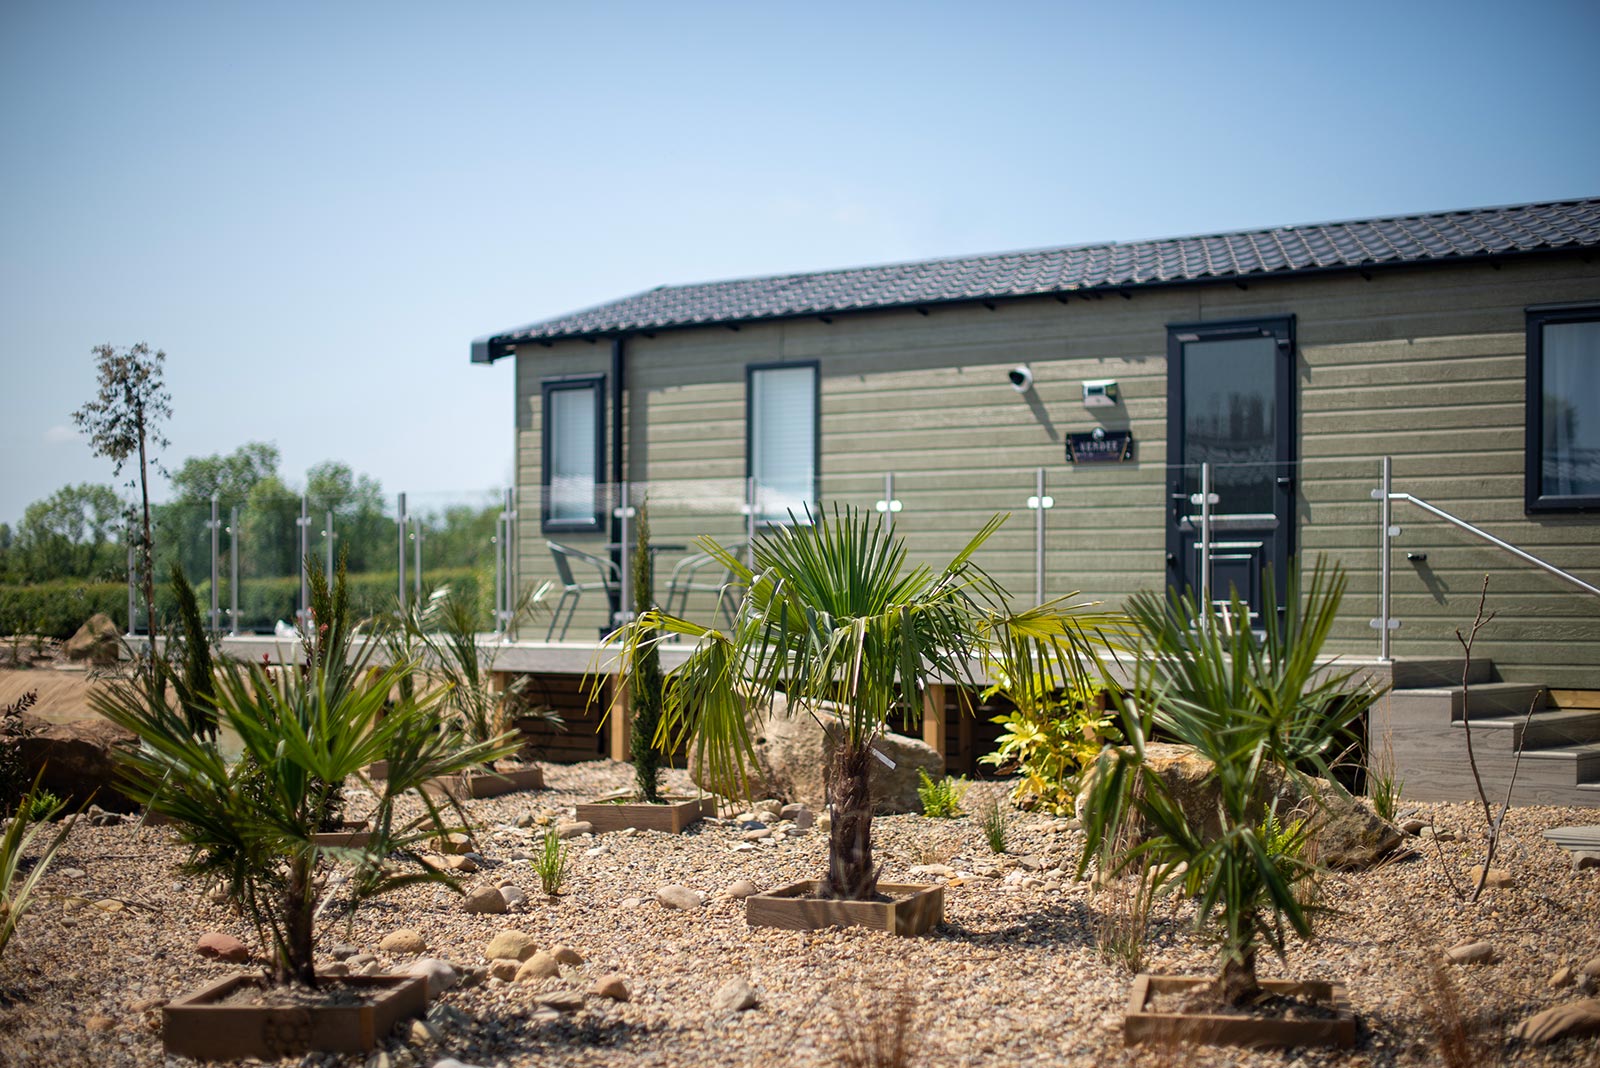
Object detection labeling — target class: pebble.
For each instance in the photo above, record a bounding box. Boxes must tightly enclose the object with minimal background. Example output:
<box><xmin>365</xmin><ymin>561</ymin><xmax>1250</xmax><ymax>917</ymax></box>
<box><xmin>380</xmin><ymin>929</ymin><xmax>428</xmax><ymax>954</ymax></box>
<box><xmin>432</xmin><ymin>1059</ymin><xmax>488</xmax><ymax>1068</ymax></box>
<box><xmin>719</xmin><ymin>879</ymin><xmax>761</xmax><ymax>901</ymax></box>
<box><xmin>84</xmin><ymin>1015</ymin><xmax>115</xmax><ymax>1032</ymax></box>
<box><xmin>1399</xmin><ymin>818</ymin><xmax>1427</xmax><ymax>835</ymax></box>
<box><xmin>463</xmin><ymin>887</ymin><xmax>507</xmax><ymax>915</ymax></box>
<box><xmin>555</xmin><ymin>821</ymin><xmax>593</xmax><ymax>839</ymax></box>
<box><xmin>487</xmin><ymin>959</ymin><xmax>519</xmax><ymax>982</ymax></box>
<box><xmin>409</xmin><ymin>1019</ymin><xmax>439</xmax><ymax>1044</ymax></box>
<box><xmin>59</xmin><ymin>867</ymin><xmax>86</xmax><ymax>879</ymax></box>
<box><xmin>515</xmin><ymin>951</ymin><xmax>559</xmax><ymax>981</ymax></box>
<box><xmin>589</xmin><ymin>973</ymin><xmax>630</xmax><ymax>1001</ymax></box>
<box><xmin>1573</xmin><ymin>851</ymin><xmax>1600</xmax><ymax>871</ymax></box>
<box><xmin>656</xmin><ymin>885</ymin><xmax>705</xmax><ymax>910</ymax></box>
<box><xmin>1511</xmin><ymin>998</ymin><xmax>1600</xmax><ymax>1043</ymax></box>
<box><xmin>408</xmin><ymin>959</ymin><xmax>459</xmax><ymax>998</ymax></box>
<box><xmin>347</xmin><ymin>952</ymin><xmax>379</xmax><ymax>968</ymax></box>
<box><xmin>330</xmin><ymin>943</ymin><xmax>360</xmax><ymax>960</ymax></box>
<box><xmin>1581</xmin><ymin>956</ymin><xmax>1600</xmax><ymax>979</ymax></box>
<box><xmin>536</xmin><ymin>989</ymin><xmax>585</xmax><ymax>1013</ymax></box>
<box><xmin>1550</xmin><ymin>965</ymin><xmax>1575</xmax><ymax>988</ymax></box>
<box><xmin>712</xmin><ymin>977</ymin><xmax>760</xmax><ymax>1013</ymax></box>
<box><xmin>741</xmin><ymin>828</ymin><xmax>773</xmax><ymax>841</ymax></box>
<box><xmin>498</xmin><ymin>885</ymin><xmax>528</xmax><ymax>910</ymax></box>
<box><xmin>433</xmin><ymin>832</ymin><xmax>473</xmax><ymax>854</ymax></box>
<box><xmin>1471</xmin><ymin>866</ymin><xmax>1515</xmax><ymax>889</ymax></box>
<box><xmin>552</xmin><ymin>945</ymin><xmax>585</xmax><ymax>965</ymax></box>
<box><xmin>195</xmin><ymin>932</ymin><xmax>250</xmax><ymax>963</ymax></box>
<box><xmin>1445</xmin><ymin>940</ymin><xmax>1494</xmax><ymax>964</ymax></box>
<box><xmin>93</xmin><ymin>898</ymin><xmax>122</xmax><ymax>912</ymax></box>
<box><xmin>484</xmin><ymin>930</ymin><xmax>537</xmax><ymax>962</ymax></box>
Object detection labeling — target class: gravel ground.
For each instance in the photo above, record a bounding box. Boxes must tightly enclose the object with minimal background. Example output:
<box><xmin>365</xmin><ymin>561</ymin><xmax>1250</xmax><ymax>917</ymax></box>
<box><xmin>2</xmin><ymin>760</ymin><xmax>1597</xmax><ymax>1068</ymax></box>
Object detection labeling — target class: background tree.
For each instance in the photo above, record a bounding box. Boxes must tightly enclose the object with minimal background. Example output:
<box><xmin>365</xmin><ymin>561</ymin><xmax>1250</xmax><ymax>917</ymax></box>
<box><xmin>305</xmin><ymin>461</ymin><xmax>388</xmax><ymax>572</ymax></box>
<box><xmin>11</xmin><ymin>483</ymin><xmax>122</xmax><ymax>583</ymax></box>
<box><xmin>72</xmin><ymin>343</ymin><xmax>171</xmax><ymax>632</ymax></box>
<box><xmin>165</xmin><ymin>442</ymin><xmax>281</xmax><ymax>582</ymax></box>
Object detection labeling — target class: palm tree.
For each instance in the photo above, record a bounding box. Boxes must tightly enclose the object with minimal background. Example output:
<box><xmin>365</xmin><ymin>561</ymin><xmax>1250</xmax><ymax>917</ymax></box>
<box><xmin>1078</xmin><ymin>558</ymin><xmax>1385</xmax><ymax>1005</ymax></box>
<box><xmin>96</xmin><ymin>560</ymin><xmax>519</xmax><ymax>988</ymax></box>
<box><xmin>614</xmin><ymin>505</ymin><xmax>1116</xmax><ymax>901</ymax></box>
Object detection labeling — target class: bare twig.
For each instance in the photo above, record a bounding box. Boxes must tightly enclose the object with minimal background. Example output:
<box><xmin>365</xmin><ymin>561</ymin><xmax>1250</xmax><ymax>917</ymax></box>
<box><xmin>1454</xmin><ymin>576</ymin><xmax>1497</xmax><ymax>837</ymax></box>
<box><xmin>1474</xmin><ymin>688</ymin><xmax>1543</xmax><ymax>902</ymax></box>
<box><xmin>1427</xmin><ymin>813</ymin><xmax>1465</xmax><ymax>899</ymax></box>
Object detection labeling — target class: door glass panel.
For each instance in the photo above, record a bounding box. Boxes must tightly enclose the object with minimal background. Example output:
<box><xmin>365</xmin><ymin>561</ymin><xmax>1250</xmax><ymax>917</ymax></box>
<box><xmin>1182</xmin><ymin>336</ymin><xmax>1276</xmax><ymax>514</ymax></box>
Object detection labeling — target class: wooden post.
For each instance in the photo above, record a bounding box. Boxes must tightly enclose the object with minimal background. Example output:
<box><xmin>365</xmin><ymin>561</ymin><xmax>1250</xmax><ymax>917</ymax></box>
<box><xmin>605</xmin><ymin>674</ymin><xmax>632</xmax><ymax>763</ymax></box>
<box><xmin>921</xmin><ymin>683</ymin><xmax>947</xmax><ymax>771</ymax></box>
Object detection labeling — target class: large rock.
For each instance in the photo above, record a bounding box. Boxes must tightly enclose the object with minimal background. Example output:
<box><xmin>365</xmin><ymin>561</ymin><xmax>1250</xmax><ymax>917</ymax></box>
<box><xmin>14</xmin><ymin>712</ymin><xmax>141</xmax><ymax>812</ymax></box>
<box><xmin>691</xmin><ymin>693</ymin><xmax>943</xmax><ymax>814</ymax></box>
<box><xmin>1076</xmin><ymin>742</ymin><xmax>1402</xmax><ymax>871</ymax></box>
<box><xmin>64</xmin><ymin>614</ymin><xmax>121</xmax><ymax>665</ymax></box>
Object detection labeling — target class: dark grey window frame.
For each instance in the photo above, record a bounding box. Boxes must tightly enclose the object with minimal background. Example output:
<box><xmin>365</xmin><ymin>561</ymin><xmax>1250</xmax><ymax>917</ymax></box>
<box><xmin>745</xmin><ymin>360</ymin><xmax>821</xmax><ymax>526</ymax></box>
<box><xmin>1526</xmin><ymin>304</ymin><xmax>1600</xmax><ymax>514</ymax></box>
<box><xmin>540</xmin><ymin>373</ymin><xmax>607</xmax><ymax>533</ymax></box>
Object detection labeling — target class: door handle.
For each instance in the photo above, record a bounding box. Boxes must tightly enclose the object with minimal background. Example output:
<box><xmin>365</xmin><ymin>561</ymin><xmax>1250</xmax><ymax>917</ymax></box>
<box><xmin>1275</xmin><ymin>476</ymin><xmax>1293</xmax><ymax>487</ymax></box>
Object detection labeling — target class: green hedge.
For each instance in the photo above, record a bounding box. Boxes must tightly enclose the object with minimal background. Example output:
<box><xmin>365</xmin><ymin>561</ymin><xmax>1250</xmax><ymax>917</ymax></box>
<box><xmin>0</xmin><ymin>567</ymin><xmax>491</xmax><ymax>638</ymax></box>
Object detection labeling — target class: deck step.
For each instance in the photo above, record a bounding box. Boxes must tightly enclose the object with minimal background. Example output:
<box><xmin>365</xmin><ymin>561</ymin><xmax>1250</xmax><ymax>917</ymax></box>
<box><xmin>1517</xmin><ymin>741</ymin><xmax>1600</xmax><ymax>782</ymax></box>
<box><xmin>1451</xmin><ymin>709</ymin><xmax>1600</xmax><ymax>749</ymax></box>
<box><xmin>1447</xmin><ymin>682</ymin><xmax>1549</xmax><ymax>721</ymax></box>
<box><xmin>1550</xmin><ymin>689</ymin><xmax>1600</xmax><ymax>710</ymax></box>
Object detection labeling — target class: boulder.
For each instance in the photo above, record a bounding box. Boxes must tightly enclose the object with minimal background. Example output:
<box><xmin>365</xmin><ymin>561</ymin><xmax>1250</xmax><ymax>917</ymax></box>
<box><xmin>690</xmin><ymin>693</ymin><xmax>942</xmax><ymax>814</ymax></box>
<box><xmin>15</xmin><ymin>714</ymin><xmax>141</xmax><ymax>812</ymax></box>
<box><xmin>1075</xmin><ymin>742</ymin><xmax>1402</xmax><ymax>871</ymax></box>
<box><xmin>64</xmin><ymin>614</ymin><xmax>120</xmax><ymax>665</ymax></box>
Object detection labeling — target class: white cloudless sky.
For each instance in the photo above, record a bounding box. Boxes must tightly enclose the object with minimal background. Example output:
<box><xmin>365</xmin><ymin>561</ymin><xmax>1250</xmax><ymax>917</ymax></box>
<box><xmin>2</xmin><ymin>0</ymin><xmax>1597</xmax><ymax>526</ymax></box>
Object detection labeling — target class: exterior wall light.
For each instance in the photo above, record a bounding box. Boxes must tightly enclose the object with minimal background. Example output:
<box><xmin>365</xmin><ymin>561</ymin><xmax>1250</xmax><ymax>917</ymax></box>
<box><xmin>1082</xmin><ymin>379</ymin><xmax>1120</xmax><ymax>407</ymax></box>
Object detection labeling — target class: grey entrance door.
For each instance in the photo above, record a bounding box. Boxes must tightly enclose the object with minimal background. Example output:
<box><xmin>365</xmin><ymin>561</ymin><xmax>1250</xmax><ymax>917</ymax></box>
<box><xmin>1165</xmin><ymin>317</ymin><xmax>1296</xmax><ymax>626</ymax></box>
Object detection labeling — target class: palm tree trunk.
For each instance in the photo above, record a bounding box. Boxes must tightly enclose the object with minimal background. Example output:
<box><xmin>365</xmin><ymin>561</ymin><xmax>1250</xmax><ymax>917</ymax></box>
<box><xmin>1214</xmin><ymin>948</ymin><xmax>1259</xmax><ymax>1006</ymax></box>
<box><xmin>279</xmin><ymin>853</ymin><xmax>318</xmax><ymax>988</ymax></box>
<box><xmin>825</xmin><ymin>742</ymin><xmax>878</xmax><ymax>900</ymax></box>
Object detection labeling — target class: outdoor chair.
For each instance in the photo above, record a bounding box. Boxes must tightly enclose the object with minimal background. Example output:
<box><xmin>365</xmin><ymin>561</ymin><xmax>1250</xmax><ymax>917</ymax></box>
<box><xmin>545</xmin><ymin>541</ymin><xmax>621</xmax><ymax>641</ymax></box>
<box><xmin>663</xmin><ymin>541</ymin><xmax>744</xmax><ymax>632</ymax></box>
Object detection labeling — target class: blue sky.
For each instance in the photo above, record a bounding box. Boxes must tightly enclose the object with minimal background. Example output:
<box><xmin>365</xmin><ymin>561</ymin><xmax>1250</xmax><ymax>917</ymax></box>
<box><xmin>2</xmin><ymin>0</ymin><xmax>1597</xmax><ymax>526</ymax></box>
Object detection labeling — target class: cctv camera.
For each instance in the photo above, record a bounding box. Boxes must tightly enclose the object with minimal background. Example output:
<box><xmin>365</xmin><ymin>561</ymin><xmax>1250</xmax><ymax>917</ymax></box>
<box><xmin>1008</xmin><ymin>366</ymin><xmax>1033</xmax><ymax>393</ymax></box>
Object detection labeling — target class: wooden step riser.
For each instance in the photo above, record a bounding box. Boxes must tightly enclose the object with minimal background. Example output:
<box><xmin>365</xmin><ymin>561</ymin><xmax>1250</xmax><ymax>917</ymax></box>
<box><xmin>1549</xmin><ymin>689</ymin><xmax>1600</xmax><ymax>711</ymax></box>
<box><xmin>1452</xmin><ymin>712</ymin><xmax>1600</xmax><ymax>750</ymax></box>
<box><xmin>1447</xmin><ymin>685</ymin><xmax>1549</xmax><ymax>721</ymax></box>
<box><xmin>1391</xmin><ymin>658</ymin><xmax>1496</xmax><ymax>689</ymax></box>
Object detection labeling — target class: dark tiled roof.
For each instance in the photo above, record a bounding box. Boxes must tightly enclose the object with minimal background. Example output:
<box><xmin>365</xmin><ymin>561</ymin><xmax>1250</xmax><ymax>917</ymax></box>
<box><xmin>474</xmin><ymin>198</ymin><xmax>1600</xmax><ymax>357</ymax></box>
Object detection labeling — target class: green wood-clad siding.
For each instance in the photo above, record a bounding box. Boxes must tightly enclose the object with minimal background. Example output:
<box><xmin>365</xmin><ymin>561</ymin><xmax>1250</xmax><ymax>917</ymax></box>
<box><xmin>513</xmin><ymin>255</ymin><xmax>1600</xmax><ymax>685</ymax></box>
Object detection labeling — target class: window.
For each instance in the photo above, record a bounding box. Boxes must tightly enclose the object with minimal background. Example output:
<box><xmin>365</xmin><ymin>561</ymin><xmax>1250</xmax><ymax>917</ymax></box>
<box><xmin>747</xmin><ymin>362</ymin><xmax>818</xmax><ymax>523</ymax></box>
<box><xmin>541</xmin><ymin>375</ymin><xmax>605</xmax><ymax>531</ymax></box>
<box><xmin>1526</xmin><ymin>307</ymin><xmax>1600</xmax><ymax>512</ymax></box>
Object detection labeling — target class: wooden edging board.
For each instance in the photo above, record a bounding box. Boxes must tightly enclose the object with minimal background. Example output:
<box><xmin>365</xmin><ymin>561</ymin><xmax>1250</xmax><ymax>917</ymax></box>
<box><xmin>419</xmin><ymin>765</ymin><xmax>545</xmax><ymax>800</ymax></box>
<box><xmin>574</xmin><ymin>795</ymin><xmax>716</xmax><ymax>834</ymax></box>
<box><xmin>162</xmin><ymin>973</ymin><xmax>428</xmax><ymax>1059</ymax></box>
<box><xmin>1123</xmin><ymin>974</ymin><xmax>1357</xmax><ymax>1049</ymax></box>
<box><xmin>745</xmin><ymin>880</ymin><xmax>943</xmax><ymax>937</ymax></box>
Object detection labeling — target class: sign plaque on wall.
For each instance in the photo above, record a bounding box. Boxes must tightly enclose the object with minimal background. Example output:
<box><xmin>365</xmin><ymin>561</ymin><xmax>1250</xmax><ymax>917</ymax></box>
<box><xmin>1067</xmin><ymin>427</ymin><xmax>1134</xmax><ymax>464</ymax></box>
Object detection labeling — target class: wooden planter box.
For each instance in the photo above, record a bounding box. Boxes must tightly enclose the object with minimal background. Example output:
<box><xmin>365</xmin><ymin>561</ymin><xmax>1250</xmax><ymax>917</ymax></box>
<box><xmin>1123</xmin><ymin>974</ymin><xmax>1357</xmax><ymax>1049</ymax></box>
<box><xmin>162</xmin><ymin>972</ymin><xmax>427</xmax><ymax>1059</ymax></box>
<box><xmin>420</xmin><ymin>764</ymin><xmax>545</xmax><ymax>800</ymax></box>
<box><xmin>746</xmin><ymin>880</ymin><xmax>943</xmax><ymax>936</ymax></box>
<box><xmin>310</xmin><ymin>821</ymin><xmax>372</xmax><ymax>849</ymax></box>
<box><xmin>574</xmin><ymin>794</ymin><xmax>715</xmax><ymax>834</ymax></box>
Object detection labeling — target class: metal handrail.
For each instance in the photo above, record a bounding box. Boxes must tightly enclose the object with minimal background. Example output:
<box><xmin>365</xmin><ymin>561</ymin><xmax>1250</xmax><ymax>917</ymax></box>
<box><xmin>1372</xmin><ymin>455</ymin><xmax>1600</xmax><ymax>660</ymax></box>
<box><xmin>1393</xmin><ymin>493</ymin><xmax>1600</xmax><ymax>597</ymax></box>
